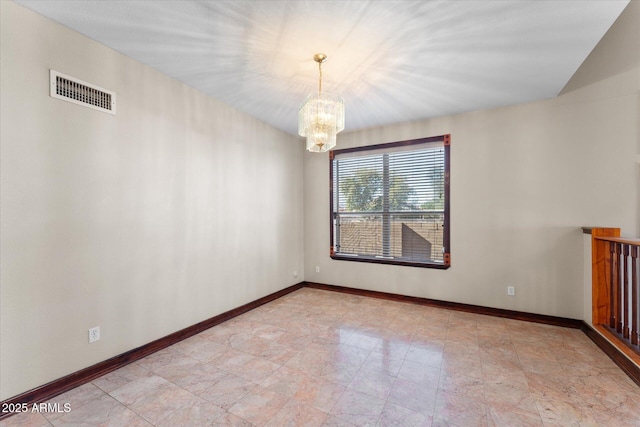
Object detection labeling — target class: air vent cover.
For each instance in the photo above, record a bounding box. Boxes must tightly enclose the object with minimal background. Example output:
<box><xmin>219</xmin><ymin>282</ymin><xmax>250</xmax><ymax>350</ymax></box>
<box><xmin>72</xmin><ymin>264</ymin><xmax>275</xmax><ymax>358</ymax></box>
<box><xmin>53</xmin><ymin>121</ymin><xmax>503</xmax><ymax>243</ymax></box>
<box><xmin>50</xmin><ymin>70</ymin><xmax>116</xmax><ymax>115</ymax></box>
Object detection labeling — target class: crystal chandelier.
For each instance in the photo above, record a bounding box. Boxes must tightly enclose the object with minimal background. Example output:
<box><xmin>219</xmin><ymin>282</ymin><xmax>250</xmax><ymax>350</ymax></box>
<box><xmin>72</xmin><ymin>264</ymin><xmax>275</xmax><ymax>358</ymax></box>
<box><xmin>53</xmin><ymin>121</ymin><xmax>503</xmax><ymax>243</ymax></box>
<box><xmin>298</xmin><ymin>53</ymin><xmax>345</xmax><ymax>153</ymax></box>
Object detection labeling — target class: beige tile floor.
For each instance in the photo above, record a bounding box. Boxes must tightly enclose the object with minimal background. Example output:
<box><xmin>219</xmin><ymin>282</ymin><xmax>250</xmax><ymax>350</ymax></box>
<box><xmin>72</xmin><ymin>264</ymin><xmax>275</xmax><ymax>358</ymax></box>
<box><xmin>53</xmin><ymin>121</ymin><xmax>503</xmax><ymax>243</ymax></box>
<box><xmin>2</xmin><ymin>288</ymin><xmax>640</xmax><ymax>426</ymax></box>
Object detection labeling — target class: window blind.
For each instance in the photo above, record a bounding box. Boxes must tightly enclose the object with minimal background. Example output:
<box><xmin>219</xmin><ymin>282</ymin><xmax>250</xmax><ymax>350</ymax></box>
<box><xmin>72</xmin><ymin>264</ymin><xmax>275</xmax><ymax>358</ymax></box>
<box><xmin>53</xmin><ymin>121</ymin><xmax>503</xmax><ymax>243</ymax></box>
<box><xmin>330</xmin><ymin>135</ymin><xmax>450</xmax><ymax>268</ymax></box>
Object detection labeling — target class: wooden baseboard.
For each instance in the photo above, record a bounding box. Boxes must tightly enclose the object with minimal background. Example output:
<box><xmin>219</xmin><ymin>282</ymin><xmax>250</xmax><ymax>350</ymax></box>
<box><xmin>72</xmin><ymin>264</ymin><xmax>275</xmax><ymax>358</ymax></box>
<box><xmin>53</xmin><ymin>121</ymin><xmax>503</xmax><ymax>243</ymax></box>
<box><xmin>582</xmin><ymin>323</ymin><xmax>640</xmax><ymax>387</ymax></box>
<box><xmin>0</xmin><ymin>282</ymin><xmax>304</xmax><ymax>419</ymax></box>
<box><xmin>304</xmin><ymin>282</ymin><xmax>583</xmax><ymax>329</ymax></box>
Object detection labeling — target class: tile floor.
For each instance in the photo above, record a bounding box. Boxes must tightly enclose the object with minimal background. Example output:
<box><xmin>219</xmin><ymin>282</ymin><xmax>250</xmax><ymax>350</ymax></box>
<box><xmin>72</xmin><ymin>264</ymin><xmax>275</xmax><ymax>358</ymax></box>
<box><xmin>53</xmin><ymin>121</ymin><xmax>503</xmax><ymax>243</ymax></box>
<box><xmin>2</xmin><ymin>288</ymin><xmax>640</xmax><ymax>426</ymax></box>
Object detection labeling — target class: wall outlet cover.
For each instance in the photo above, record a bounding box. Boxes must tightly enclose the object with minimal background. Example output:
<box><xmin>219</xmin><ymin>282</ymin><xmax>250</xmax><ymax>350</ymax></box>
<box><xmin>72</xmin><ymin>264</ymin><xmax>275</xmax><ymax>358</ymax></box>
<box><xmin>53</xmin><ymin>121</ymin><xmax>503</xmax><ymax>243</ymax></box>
<box><xmin>89</xmin><ymin>326</ymin><xmax>100</xmax><ymax>343</ymax></box>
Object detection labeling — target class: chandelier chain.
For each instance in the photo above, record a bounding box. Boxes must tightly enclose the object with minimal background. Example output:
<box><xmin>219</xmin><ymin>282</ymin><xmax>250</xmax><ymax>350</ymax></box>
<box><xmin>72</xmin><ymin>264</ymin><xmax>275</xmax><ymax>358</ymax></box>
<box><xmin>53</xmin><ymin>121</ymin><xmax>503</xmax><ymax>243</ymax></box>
<box><xmin>317</xmin><ymin>60</ymin><xmax>322</xmax><ymax>93</ymax></box>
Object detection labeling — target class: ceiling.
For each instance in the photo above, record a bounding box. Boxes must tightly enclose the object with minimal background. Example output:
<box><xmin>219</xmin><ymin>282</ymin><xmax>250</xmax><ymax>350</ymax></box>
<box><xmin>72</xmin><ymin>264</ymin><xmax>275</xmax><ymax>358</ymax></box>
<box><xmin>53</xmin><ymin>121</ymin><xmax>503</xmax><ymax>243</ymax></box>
<box><xmin>14</xmin><ymin>0</ymin><xmax>629</xmax><ymax>136</ymax></box>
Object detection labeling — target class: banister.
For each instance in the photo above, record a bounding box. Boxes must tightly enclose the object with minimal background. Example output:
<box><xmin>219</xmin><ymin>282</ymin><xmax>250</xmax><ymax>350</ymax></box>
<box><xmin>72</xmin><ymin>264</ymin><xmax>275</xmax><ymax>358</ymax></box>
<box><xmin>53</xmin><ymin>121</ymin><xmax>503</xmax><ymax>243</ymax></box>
<box><xmin>595</xmin><ymin>236</ymin><xmax>640</xmax><ymax>246</ymax></box>
<box><xmin>590</xmin><ymin>227</ymin><xmax>640</xmax><ymax>364</ymax></box>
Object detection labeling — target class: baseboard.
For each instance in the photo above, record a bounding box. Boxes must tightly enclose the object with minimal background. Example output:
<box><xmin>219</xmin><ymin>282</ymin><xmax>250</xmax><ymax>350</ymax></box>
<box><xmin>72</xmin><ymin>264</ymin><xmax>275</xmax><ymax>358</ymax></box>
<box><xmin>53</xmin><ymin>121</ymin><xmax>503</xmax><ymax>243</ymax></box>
<box><xmin>304</xmin><ymin>282</ymin><xmax>583</xmax><ymax>329</ymax></box>
<box><xmin>581</xmin><ymin>323</ymin><xmax>640</xmax><ymax>387</ymax></box>
<box><xmin>0</xmin><ymin>282</ymin><xmax>304</xmax><ymax>419</ymax></box>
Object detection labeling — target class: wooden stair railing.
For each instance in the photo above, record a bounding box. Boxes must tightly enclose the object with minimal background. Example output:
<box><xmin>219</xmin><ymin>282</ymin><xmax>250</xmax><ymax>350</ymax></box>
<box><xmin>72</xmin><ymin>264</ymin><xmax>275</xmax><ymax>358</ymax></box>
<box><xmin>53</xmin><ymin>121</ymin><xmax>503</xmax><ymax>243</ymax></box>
<box><xmin>592</xmin><ymin>228</ymin><xmax>640</xmax><ymax>362</ymax></box>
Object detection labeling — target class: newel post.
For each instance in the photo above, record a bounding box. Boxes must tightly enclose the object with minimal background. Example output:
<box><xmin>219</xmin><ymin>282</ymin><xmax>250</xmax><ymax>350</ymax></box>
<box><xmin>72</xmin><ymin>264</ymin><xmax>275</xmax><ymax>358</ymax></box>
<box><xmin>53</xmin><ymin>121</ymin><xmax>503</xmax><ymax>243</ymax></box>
<box><xmin>591</xmin><ymin>227</ymin><xmax>620</xmax><ymax>325</ymax></box>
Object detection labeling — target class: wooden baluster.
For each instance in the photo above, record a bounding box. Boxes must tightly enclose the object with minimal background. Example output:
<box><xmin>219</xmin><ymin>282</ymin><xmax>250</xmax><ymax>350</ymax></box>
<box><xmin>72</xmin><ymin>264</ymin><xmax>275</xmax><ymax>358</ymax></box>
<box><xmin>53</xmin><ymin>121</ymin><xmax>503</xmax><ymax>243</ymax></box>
<box><xmin>616</xmin><ymin>243</ymin><xmax>623</xmax><ymax>334</ymax></box>
<box><xmin>623</xmin><ymin>244</ymin><xmax>630</xmax><ymax>339</ymax></box>
<box><xmin>610</xmin><ymin>241</ymin><xmax>617</xmax><ymax>329</ymax></box>
<box><xmin>632</xmin><ymin>245</ymin><xmax>639</xmax><ymax>346</ymax></box>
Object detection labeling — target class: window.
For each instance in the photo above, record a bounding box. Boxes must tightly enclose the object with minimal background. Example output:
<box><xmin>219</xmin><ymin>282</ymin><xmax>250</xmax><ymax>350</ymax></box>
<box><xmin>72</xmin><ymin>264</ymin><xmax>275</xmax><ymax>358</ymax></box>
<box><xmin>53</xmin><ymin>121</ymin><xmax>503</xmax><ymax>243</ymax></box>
<box><xmin>330</xmin><ymin>135</ymin><xmax>450</xmax><ymax>268</ymax></box>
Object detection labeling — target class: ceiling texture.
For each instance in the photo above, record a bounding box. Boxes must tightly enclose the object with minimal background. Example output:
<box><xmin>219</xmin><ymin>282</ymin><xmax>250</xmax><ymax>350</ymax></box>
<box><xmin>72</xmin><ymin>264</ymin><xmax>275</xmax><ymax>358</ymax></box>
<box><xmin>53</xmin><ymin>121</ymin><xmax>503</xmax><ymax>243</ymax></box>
<box><xmin>15</xmin><ymin>0</ymin><xmax>630</xmax><ymax>136</ymax></box>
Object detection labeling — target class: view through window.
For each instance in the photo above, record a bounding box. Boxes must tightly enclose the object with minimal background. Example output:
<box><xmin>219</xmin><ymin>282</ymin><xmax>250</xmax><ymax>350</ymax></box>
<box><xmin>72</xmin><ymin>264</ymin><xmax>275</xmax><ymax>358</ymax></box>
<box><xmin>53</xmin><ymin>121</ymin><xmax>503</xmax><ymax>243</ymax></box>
<box><xmin>330</xmin><ymin>135</ymin><xmax>450</xmax><ymax>268</ymax></box>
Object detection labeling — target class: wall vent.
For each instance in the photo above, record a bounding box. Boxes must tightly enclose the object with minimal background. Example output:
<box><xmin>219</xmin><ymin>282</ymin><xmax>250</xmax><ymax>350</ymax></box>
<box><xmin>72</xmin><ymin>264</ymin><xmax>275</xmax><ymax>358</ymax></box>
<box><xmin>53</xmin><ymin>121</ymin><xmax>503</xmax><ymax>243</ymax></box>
<box><xmin>50</xmin><ymin>70</ymin><xmax>116</xmax><ymax>115</ymax></box>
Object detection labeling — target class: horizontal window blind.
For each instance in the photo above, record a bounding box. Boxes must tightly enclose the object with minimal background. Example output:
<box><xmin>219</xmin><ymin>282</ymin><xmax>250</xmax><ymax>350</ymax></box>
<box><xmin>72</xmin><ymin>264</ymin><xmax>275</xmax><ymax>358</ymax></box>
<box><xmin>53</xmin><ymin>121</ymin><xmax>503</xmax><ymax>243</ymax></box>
<box><xmin>330</xmin><ymin>136</ymin><xmax>450</xmax><ymax>268</ymax></box>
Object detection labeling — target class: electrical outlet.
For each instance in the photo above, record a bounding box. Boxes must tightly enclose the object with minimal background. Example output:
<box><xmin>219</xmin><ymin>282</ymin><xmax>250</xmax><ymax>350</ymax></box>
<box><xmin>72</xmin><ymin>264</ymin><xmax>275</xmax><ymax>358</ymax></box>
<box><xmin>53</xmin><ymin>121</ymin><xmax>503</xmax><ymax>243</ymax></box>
<box><xmin>315</xmin><ymin>265</ymin><xmax>320</xmax><ymax>273</ymax></box>
<box><xmin>507</xmin><ymin>286</ymin><xmax>515</xmax><ymax>296</ymax></box>
<box><xmin>293</xmin><ymin>271</ymin><xmax>298</xmax><ymax>278</ymax></box>
<box><xmin>89</xmin><ymin>326</ymin><xmax>100</xmax><ymax>343</ymax></box>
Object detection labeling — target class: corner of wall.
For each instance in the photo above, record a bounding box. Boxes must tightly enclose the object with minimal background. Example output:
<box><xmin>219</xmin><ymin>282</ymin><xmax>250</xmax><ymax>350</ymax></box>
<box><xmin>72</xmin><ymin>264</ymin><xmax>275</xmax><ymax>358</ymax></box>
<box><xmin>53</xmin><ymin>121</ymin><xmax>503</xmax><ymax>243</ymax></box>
<box><xmin>560</xmin><ymin>0</ymin><xmax>640</xmax><ymax>95</ymax></box>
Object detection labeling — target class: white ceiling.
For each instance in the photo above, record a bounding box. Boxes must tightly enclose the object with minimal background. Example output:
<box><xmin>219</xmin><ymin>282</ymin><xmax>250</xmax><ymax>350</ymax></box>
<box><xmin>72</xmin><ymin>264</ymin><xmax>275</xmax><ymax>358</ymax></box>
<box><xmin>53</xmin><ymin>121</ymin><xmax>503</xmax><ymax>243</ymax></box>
<box><xmin>15</xmin><ymin>0</ymin><xmax>629</xmax><ymax>135</ymax></box>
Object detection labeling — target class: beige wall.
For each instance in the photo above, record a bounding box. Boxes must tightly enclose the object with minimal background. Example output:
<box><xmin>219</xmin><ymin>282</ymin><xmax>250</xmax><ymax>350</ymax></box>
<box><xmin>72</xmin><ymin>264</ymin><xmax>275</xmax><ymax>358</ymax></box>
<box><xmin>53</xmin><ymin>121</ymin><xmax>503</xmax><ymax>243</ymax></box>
<box><xmin>304</xmin><ymin>1</ymin><xmax>639</xmax><ymax>320</ymax></box>
<box><xmin>0</xmin><ymin>1</ymin><xmax>304</xmax><ymax>400</ymax></box>
<box><xmin>2</xmin><ymin>0</ymin><xmax>639</xmax><ymax>403</ymax></box>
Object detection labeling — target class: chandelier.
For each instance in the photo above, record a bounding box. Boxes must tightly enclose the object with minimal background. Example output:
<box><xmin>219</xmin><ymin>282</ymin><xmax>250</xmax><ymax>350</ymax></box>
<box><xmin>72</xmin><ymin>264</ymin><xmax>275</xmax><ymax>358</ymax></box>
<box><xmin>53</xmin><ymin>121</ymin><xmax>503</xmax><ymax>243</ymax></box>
<box><xmin>298</xmin><ymin>53</ymin><xmax>345</xmax><ymax>153</ymax></box>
